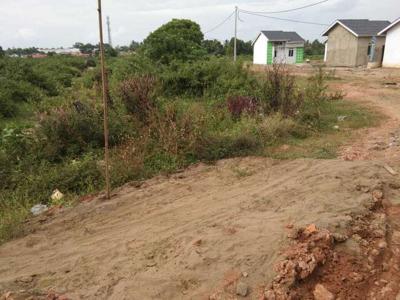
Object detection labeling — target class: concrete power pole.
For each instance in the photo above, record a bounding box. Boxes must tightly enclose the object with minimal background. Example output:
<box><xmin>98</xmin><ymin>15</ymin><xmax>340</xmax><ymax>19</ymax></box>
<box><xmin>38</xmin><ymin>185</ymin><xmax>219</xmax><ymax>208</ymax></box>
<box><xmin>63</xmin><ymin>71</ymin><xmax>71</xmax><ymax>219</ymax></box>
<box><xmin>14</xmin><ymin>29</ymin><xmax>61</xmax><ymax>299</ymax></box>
<box><xmin>234</xmin><ymin>6</ymin><xmax>238</xmax><ymax>62</ymax></box>
<box><xmin>107</xmin><ymin>16</ymin><xmax>112</xmax><ymax>47</ymax></box>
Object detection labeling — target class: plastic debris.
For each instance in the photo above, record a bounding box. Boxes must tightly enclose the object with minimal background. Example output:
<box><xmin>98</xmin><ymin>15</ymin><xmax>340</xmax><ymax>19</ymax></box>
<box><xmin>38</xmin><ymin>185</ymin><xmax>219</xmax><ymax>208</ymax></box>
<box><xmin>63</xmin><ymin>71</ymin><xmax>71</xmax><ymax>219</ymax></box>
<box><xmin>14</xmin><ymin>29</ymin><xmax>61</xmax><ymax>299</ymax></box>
<box><xmin>31</xmin><ymin>204</ymin><xmax>48</xmax><ymax>216</ymax></box>
<box><xmin>51</xmin><ymin>189</ymin><xmax>64</xmax><ymax>201</ymax></box>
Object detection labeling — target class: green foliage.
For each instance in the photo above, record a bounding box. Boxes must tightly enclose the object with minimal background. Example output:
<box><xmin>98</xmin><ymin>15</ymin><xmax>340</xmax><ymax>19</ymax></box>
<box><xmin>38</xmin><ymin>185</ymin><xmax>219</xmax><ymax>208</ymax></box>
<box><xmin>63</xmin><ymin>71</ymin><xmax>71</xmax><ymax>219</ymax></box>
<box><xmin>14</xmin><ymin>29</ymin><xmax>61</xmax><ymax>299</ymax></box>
<box><xmin>258</xmin><ymin>64</ymin><xmax>304</xmax><ymax>116</ymax></box>
<box><xmin>36</xmin><ymin>102</ymin><xmax>134</xmax><ymax>161</ymax></box>
<box><xmin>141</xmin><ymin>19</ymin><xmax>206</xmax><ymax>64</ymax></box>
<box><xmin>202</xmin><ymin>39</ymin><xmax>225</xmax><ymax>56</ymax></box>
<box><xmin>0</xmin><ymin>46</ymin><xmax>4</xmax><ymax>58</ymax></box>
<box><xmin>73</xmin><ymin>42</ymin><xmax>96</xmax><ymax>55</ymax></box>
<box><xmin>304</xmin><ymin>39</ymin><xmax>325</xmax><ymax>57</ymax></box>
<box><xmin>0</xmin><ymin>43</ymin><xmax>374</xmax><ymax>245</ymax></box>
<box><xmin>160</xmin><ymin>57</ymin><xmax>258</xmax><ymax>97</ymax></box>
<box><xmin>5</xmin><ymin>47</ymin><xmax>41</xmax><ymax>57</ymax></box>
<box><xmin>224</xmin><ymin>38</ymin><xmax>253</xmax><ymax>56</ymax></box>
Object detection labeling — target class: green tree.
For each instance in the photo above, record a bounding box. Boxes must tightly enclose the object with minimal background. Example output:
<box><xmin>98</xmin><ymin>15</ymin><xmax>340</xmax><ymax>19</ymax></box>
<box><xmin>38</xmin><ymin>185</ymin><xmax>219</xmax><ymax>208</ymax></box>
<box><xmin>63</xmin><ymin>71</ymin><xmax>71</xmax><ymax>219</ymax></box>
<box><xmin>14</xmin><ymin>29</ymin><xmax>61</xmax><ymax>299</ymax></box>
<box><xmin>141</xmin><ymin>19</ymin><xmax>206</xmax><ymax>64</ymax></box>
<box><xmin>73</xmin><ymin>42</ymin><xmax>96</xmax><ymax>55</ymax></box>
<box><xmin>304</xmin><ymin>39</ymin><xmax>325</xmax><ymax>56</ymax></box>
<box><xmin>202</xmin><ymin>39</ymin><xmax>224</xmax><ymax>56</ymax></box>
<box><xmin>224</xmin><ymin>38</ymin><xmax>253</xmax><ymax>56</ymax></box>
<box><xmin>0</xmin><ymin>46</ymin><xmax>4</xmax><ymax>58</ymax></box>
<box><xmin>129</xmin><ymin>40</ymin><xmax>140</xmax><ymax>51</ymax></box>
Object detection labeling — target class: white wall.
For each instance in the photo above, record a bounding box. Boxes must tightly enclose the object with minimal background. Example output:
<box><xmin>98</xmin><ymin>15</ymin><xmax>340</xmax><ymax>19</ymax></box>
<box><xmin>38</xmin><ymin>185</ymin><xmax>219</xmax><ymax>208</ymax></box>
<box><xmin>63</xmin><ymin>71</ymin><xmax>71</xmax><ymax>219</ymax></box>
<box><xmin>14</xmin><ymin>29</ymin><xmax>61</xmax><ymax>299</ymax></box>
<box><xmin>253</xmin><ymin>34</ymin><xmax>268</xmax><ymax>65</ymax></box>
<box><xmin>383</xmin><ymin>22</ymin><xmax>400</xmax><ymax>68</ymax></box>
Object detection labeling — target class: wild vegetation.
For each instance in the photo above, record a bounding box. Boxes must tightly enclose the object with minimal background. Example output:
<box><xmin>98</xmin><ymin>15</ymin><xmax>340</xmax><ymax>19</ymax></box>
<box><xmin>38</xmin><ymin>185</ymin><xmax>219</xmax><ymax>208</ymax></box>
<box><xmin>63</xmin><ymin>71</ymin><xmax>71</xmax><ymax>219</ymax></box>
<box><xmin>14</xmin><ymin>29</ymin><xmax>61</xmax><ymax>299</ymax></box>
<box><xmin>0</xmin><ymin>19</ymin><xmax>377</xmax><ymax>243</ymax></box>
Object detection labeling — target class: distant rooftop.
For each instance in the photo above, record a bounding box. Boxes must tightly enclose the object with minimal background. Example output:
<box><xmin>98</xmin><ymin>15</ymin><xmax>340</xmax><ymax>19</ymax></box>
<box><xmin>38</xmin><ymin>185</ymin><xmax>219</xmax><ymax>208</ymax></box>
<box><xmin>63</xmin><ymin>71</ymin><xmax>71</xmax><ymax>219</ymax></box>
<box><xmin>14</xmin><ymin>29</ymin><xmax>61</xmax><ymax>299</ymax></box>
<box><xmin>261</xmin><ymin>31</ymin><xmax>305</xmax><ymax>43</ymax></box>
<box><xmin>323</xmin><ymin>19</ymin><xmax>391</xmax><ymax>37</ymax></box>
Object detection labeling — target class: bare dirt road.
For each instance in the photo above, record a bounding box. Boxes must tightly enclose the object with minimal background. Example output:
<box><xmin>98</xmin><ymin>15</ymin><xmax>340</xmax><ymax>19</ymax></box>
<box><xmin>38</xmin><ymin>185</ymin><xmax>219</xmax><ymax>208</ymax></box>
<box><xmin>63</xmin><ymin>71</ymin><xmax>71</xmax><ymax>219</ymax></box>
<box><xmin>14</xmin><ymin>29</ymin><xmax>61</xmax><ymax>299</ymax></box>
<box><xmin>1</xmin><ymin>68</ymin><xmax>400</xmax><ymax>300</ymax></box>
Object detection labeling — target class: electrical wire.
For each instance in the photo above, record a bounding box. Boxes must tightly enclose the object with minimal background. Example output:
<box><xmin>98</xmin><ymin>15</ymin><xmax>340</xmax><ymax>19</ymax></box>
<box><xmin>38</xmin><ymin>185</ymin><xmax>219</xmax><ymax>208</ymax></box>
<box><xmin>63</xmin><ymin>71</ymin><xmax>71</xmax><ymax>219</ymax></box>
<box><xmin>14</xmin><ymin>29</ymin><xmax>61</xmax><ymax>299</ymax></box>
<box><xmin>204</xmin><ymin>11</ymin><xmax>235</xmax><ymax>34</ymax></box>
<box><xmin>240</xmin><ymin>0</ymin><xmax>330</xmax><ymax>14</ymax></box>
<box><xmin>239</xmin><ymin>10</ymin><xmax>329</xmax><ymax>26</ymax></box>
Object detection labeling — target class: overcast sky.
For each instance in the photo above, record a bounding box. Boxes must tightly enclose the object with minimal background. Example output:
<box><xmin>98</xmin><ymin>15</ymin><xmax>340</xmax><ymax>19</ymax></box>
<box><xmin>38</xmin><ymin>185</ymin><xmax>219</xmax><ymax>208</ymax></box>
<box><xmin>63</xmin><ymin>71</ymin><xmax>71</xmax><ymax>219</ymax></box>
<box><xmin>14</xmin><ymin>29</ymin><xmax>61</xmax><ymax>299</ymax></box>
<box><xmin>0</xmin><ymin>0</ymin><xmax>398</xmax><ymax>49</ymax></box>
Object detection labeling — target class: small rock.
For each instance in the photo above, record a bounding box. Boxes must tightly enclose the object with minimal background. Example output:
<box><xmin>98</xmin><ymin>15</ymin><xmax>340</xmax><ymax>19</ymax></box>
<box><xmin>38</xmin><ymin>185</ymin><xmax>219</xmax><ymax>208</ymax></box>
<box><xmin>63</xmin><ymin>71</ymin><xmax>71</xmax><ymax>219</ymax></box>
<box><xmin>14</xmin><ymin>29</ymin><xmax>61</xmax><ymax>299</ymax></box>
<box><xmin>378</xmin><ymin>241</ymin><xmax>388</xmax><ymax>249</ymax></box>
<box><xmin>372</xmin><ymin>190</ymin><xmax>384</xmax><ymax>201</ymax></box>
<box><xmin>352</xmin><ymin>234</ymin><xmax>362</xmax><ymax>242</ymax></box>
<box><xmin>371</xmin><ymin>249</ymin><xmax>380</xmax><ymax>256</ymax></box>
<box><xmin>242</xmin><ymin>271</ymin><xmax>249</xmax><ymax>278</ymax></box>
<box><xmin>337</xmin><ymin>116</ymin><xmax>347</xmax><ymax>122</ymax></box>
<box><xmin>264</xmin><ymin>290</ymin><xmax>276</xmax><ymax>300</ymax></box>
<box><xmin>193</xmin><ymin>239</ymin><xmax>202</xmax><ymax>246</ymax></box>
<box><xmin>146</xmin><ymin>261</ymin><xmax>157</xmax><ymax>267</ymax></box>
<box><xmin>313</xmin><ymin>284</ymin><xmax>335</xmax><ymax>300</ymax></box>
<box><xmin>350</xmin><ymin>272</ymin><xmax>364</xmax><ymax>283</ymax></box>
<box><xmin>382</xmin><ymin>263</ymin><xmax>390</xmax><ymax>271</ymax></box>
<box><xmin>236</xmin><ymin>281</ymin><xmax>248</xmax><ymax>297</ymax></box>
<box><xmin>332</xmin><ymin>233</ymin><xmax>348</xmax><ymax>243</ymax></box>
<box><xmin>304</xmin><ymin>224</ymin><xmax>318</xmax><ymax>236</ymax></box>
<box><xmin>333</xmin><ymin>125</ymin><xmax>340</xmax><ymax>130</ymax></box>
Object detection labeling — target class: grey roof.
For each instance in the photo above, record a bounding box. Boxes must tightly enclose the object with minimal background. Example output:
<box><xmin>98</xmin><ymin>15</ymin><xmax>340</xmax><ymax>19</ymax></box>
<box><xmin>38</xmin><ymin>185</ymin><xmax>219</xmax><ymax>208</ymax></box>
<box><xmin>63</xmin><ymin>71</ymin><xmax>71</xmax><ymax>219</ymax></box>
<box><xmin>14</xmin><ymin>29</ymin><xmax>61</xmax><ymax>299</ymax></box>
<box><xmin>325</xmin><ymin>19</ymin><xmax>391</xmax><ymax>37</ymax></box>
<box><xmin>261</xmin><ymin>31</ymin><xmax>305</xmax><ymax>42</ymax></box>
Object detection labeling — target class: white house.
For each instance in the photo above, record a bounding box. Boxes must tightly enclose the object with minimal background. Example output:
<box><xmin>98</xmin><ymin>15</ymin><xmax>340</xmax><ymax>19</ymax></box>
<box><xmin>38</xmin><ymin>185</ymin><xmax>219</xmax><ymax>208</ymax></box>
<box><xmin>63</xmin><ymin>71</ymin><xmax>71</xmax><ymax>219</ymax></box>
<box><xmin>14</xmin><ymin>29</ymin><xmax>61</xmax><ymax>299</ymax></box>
<box><xmin>379</xmin><ymin>18</ymin><xmax>400</xmax><ymax>68</ymax></box>
<box><xmin>253</xmin><ymin>31</ymin><xmax>305</xmax><ymax>65</ymax></box>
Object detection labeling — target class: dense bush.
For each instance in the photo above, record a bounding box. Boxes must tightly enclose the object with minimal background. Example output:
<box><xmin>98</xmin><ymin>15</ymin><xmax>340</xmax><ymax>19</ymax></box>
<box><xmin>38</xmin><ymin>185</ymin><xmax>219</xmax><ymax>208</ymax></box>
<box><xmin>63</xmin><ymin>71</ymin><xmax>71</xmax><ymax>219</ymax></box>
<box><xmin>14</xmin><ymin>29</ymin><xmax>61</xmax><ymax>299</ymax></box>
<box><xmin>258</xmin><ymin>64</ymin><xmax>304</xmax><ymax>117</ymax></box>
<box><xmin>36</xmin><ymin>101</ymin><xmax>134</xmax><ymax>160</ymax></box>
<box><xmin>0</xmin><ymin>56</ymin><xmax>88</xmax><ymax>118</ymax></box>
<box><xmin>119</xmin><ymin>75</ymin><xmax>158</xmax><ymax>122</ymax></box>
<box><xmin>161</xmin><ymin>57</ymin><xmax>258</xmax><ymax>97</ymax></box>
<box><xmin>227</xmin><ymin>96</ymin><xmax>259</xmax><ymax>118</ymax></box>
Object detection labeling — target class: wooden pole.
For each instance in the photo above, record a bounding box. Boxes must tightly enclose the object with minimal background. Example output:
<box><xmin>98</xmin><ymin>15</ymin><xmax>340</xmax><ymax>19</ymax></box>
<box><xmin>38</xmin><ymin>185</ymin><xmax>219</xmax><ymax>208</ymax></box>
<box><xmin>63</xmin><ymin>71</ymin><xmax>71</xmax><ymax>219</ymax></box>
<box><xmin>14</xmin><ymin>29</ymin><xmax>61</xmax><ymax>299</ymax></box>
<box><xmin>97</xmin><ymin>0</ymin><xmax>111</xmax><ymax>200</ymax></box>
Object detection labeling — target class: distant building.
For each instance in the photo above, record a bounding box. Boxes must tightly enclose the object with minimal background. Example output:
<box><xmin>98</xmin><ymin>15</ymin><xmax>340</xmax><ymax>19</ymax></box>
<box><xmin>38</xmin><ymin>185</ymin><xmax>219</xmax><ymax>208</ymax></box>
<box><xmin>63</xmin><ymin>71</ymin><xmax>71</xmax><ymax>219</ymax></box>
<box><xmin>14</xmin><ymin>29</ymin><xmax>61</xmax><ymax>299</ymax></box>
<box><xmin>322</xmin><ymin>19</ymin><xmax>390</xmax><ymax>67</ymax></box>
<box><xmin>31</xmin><ymin>53</ymin><xmax>48</xmax><ymax>59</ymax></box>
<box><xmin>378</xmin><ymin>18</ymin><xmax>400</xmax><ymax>68</ymax></box>
<box><xmin>38</xmin><ymin>47</ymin><xmax>88</xmax><ymax>56</ymax></box>
<box><xmin>253</xmin><ymin>31</ymin><xmax>305</xmax><ymax>65</ymax></box>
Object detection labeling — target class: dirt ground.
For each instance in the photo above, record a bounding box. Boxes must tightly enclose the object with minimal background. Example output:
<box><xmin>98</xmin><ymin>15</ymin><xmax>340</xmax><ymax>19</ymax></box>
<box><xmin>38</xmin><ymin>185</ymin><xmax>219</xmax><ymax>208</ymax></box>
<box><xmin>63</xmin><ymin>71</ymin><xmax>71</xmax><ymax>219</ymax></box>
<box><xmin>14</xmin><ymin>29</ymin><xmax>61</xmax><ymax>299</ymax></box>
<box><xmin>1</xmin><ymin>67</ymin><xmax>400</xmax><ymax>300</ymax></box>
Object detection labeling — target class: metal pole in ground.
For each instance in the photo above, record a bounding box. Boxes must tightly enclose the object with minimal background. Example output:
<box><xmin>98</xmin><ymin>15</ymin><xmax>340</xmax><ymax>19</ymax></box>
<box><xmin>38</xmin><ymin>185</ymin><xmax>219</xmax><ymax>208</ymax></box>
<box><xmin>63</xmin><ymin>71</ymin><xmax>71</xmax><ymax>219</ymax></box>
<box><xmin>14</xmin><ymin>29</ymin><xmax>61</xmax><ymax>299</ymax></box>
<box><xmin>97</xmin><ymin>0</ymin><xmax>111</xmax><ymax>200</ymax></box>
<box><xmin>234</xmin><ymin>6</ymin><xmax>238</xmax><ymax>62</ymax></box>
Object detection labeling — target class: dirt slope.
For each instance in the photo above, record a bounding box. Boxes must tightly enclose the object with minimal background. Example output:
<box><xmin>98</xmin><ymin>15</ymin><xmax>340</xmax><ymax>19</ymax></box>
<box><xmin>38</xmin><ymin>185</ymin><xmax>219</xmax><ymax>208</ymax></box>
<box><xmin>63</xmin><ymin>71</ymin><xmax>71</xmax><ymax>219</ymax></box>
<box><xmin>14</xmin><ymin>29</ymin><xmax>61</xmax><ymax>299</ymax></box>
<box><xmin>0</xmin><ymin>158</ymin><xmax>399</xmax><ymax>299</ymax></box>
<box><xmin>1</xmin><ymin>68</ymin><xmax>400</xmax><ymax>300</ymax></box>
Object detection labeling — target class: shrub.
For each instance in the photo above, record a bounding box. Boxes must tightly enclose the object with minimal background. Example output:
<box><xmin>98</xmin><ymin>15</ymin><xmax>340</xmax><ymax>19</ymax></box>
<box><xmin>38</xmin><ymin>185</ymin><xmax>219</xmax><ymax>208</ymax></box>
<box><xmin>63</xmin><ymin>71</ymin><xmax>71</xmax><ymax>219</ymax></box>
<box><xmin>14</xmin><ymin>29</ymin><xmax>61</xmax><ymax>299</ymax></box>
<box><xmin>119</xmin><ymin>75</ymin><xmax>158</xmax><ymax>122</ymax></box>
<box><xmin>37</xmin><ymin>101</ymin><xmax>133</xmax><ymax>160</ymax></box>
<box><xmin>301</xmin><ymin>66</ymin><xmax>345</xmax><ymax>128</ymax></box>
<box><xmin>161</xmin><ymin>57</ymin><xmax>258</xmax><ymax>97</ymax></box>
<box><xmin>259</xmin><ymin>64</ymin><xmax>304</xmax><ymax>117</ymax></box>
<box><xmin>257</xmin><ymin>113</ymin><xmax>298</xmax><ymax>144</ymax></box>
<box><xmin>227</xmin><ymin>96</ymin><xmax>258</xmax><ymax>119</ymax></box>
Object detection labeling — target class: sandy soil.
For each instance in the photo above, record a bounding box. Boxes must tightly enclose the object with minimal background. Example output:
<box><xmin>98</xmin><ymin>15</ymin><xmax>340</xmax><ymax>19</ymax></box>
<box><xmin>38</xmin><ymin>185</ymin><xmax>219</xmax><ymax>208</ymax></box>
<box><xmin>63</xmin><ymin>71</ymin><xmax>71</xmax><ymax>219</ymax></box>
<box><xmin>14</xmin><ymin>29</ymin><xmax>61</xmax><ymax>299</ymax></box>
<box><xmin>1</xmin><ymin>67</ymin><xmax>400</xmax><ymax>300</ymax></box>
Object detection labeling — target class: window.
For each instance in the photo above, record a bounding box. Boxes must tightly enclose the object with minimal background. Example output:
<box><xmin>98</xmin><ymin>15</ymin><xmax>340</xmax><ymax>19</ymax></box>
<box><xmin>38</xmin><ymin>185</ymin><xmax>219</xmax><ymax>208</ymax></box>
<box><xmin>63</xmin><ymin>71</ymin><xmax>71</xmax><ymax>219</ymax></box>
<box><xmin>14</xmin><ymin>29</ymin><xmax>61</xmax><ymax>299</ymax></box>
<box><xmin>367</xmin><ymin>45</ymin><xmax>372</xmax><ymax>56</ymax></box>
<box><xmin>288</xmin><ymin>48</ymin><xmax>294</xmax><ymax>57</ymax></box>
<box><xmin>274</xmin><ymin>50</ymin><xmax>277</xmax><ymax>58</ymax></box>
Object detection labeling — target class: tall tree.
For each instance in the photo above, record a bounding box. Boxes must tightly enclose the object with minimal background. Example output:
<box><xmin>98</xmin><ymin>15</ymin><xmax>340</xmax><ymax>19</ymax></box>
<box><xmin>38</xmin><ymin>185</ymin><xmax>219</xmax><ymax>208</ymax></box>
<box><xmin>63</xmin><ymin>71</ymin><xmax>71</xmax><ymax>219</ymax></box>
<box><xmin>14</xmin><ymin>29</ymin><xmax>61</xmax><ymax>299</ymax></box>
<box><xmin>202</xmin><ymin>39</ymin><xmax>224</xmax><ymax>56</ymax></box>
<box><xmin>0</xmin><ymin>46</ymin><xmax>4</xmax><ymax>58</ymax></box>
<box><xmin>141</xmin><ymin>19</ymin><xmax>206</xmax><ymax>64</ymax></box>
<box><xmin>224</xmin><ymin>38</ymin><xmax>252</xmax><ymax>56</ymax></box>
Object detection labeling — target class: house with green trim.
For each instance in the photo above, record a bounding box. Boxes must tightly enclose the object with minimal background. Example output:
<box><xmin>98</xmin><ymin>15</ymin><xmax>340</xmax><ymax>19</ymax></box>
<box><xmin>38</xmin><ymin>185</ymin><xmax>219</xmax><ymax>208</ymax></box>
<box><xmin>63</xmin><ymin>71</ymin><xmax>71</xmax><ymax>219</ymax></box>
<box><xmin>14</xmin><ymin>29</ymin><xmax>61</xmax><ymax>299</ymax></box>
<box><xmin>253</xmin><ymin>31</ymin><xmax>305</xmax><ymax>65</ymax></box>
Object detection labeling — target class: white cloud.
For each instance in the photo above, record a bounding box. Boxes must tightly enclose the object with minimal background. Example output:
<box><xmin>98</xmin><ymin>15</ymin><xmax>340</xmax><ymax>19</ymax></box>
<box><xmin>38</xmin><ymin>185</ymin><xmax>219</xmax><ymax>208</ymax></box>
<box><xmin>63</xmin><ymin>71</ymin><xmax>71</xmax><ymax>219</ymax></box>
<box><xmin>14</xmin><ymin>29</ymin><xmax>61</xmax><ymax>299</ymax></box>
<box><xmin>0</xmin><ymin>0</ymin><xmax>398</xmax><ymax>48</ymax></box>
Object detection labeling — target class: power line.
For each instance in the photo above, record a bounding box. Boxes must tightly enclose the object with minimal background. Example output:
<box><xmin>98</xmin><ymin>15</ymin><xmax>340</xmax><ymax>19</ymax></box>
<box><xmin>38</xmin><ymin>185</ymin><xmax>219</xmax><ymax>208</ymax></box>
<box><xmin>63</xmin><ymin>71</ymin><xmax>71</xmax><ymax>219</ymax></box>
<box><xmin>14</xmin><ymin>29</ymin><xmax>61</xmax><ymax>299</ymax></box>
<box><xmin>204</xmin><ymin>11</ymin><xmax>235</xmax><ymax>34</ymax></box>
<box><xmin>239</xmin><ymin>10</ymin><xmax>329</xmax><ymax>26</ymax></box>
<box><xmin>240</xmin><ymin>0</ymin><xmax>330</xmax><ymax>14</ymax></box>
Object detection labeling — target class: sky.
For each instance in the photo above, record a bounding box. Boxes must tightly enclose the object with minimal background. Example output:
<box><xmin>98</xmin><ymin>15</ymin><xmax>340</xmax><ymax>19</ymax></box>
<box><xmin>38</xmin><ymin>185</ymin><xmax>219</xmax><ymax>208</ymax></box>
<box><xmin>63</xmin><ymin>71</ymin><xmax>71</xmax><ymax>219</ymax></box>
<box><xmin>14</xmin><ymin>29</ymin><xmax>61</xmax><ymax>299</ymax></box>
<box><xmin>0</xmin><ymin>0</ymin><xmax>398</xmax><ymax>49</ymax></box>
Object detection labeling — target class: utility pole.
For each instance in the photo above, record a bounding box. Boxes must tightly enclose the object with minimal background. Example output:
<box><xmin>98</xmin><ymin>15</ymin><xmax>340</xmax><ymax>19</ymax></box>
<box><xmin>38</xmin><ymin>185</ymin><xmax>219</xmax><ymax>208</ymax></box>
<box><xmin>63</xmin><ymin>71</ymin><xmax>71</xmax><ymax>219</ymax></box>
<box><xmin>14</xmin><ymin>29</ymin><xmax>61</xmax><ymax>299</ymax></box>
<box><xmin>107</xmin><ymin>16</ymin><xmax>112</xmax><ymax>47</ymax></box>
<box><xmin>234</xmin><ymin>6</ymin><xmax>238</xmax><ymax>62</ymax></box>
<box><xmin>97</xmin><ymin>0</ymin><xmax>111</xmax><ymax>200</ymax></box>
